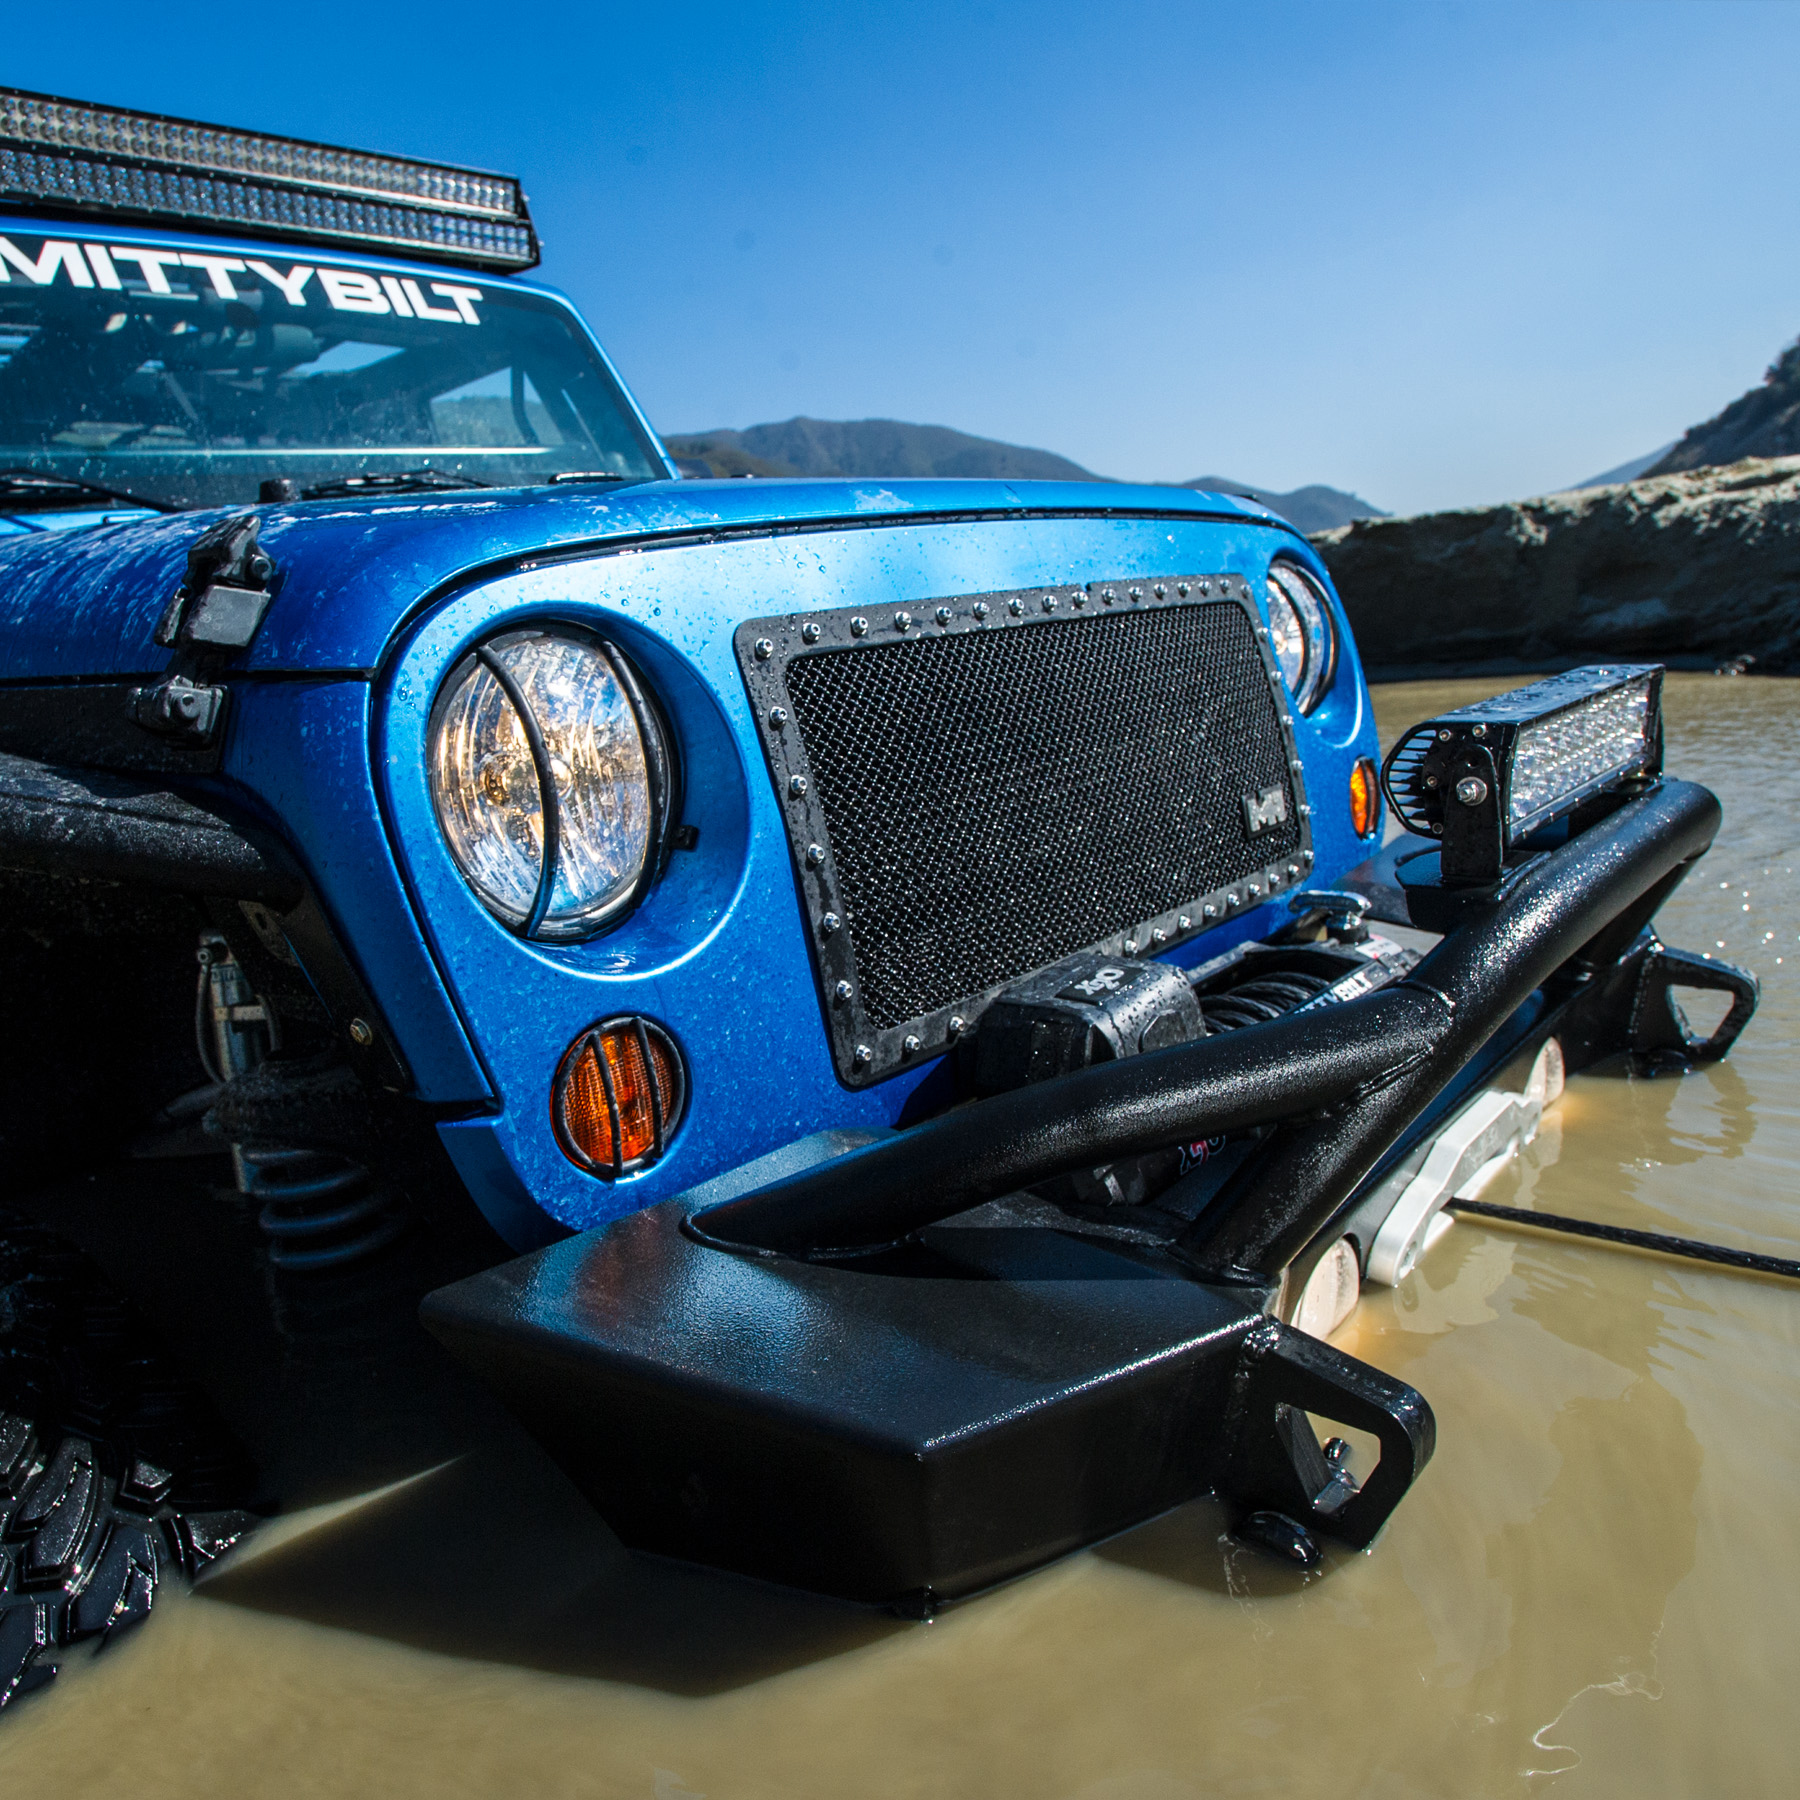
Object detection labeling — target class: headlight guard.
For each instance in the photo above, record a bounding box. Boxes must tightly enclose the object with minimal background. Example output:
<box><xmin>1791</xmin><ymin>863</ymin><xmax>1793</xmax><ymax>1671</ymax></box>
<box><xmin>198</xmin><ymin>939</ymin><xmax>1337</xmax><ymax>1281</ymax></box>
<box><xmin>428</xmin><ymin>626</ymin><xmax>678</xmax><ymax>941</ymax></box>
<box><xmin>1264</xmin><ymin>560</ymin><xmax>1337</xmax><ymax>714</ymax></box>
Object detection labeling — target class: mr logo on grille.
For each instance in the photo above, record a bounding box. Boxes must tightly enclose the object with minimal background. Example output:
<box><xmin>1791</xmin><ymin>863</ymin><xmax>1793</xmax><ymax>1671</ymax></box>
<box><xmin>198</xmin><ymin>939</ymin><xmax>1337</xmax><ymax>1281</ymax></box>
<box><xmin>737</xmin><ymin>577</ymin><xmax>1311</xmax><ymax>1085</ymax></box>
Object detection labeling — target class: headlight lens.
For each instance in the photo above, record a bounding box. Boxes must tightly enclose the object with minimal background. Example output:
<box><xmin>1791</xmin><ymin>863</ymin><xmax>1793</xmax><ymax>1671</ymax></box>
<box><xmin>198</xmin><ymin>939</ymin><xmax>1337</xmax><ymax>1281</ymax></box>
<box><xmin>1264</xmin><ymin>562</ymin><xmax>1337</xmax><ymax>713</ymax></box>
<box><xmin>429</xmin><ymin>629</ymin><xmax>669</xmax><ymax>940</ymax></box>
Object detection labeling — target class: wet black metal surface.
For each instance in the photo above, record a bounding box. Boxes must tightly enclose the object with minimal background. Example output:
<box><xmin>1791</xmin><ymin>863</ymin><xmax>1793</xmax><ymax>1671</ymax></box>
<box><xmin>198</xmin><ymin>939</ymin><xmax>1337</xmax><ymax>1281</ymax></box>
<box><xmin>421</xmin><ymin>1194</ymin><xmax>1433</xmax><ymax>1607</ymax></box>
<box><xmin>0</xmin><ymin>751</ymin><xmax>302</xmax><ymax>903</ymax></box>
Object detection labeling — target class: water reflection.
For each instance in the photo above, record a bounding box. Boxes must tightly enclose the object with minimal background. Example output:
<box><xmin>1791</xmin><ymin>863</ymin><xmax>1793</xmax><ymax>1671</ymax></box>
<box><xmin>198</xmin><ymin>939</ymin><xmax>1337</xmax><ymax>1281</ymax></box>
<box><xmin>5</xmin><ymin>677</ymin><xmax>1799</xmax><ymax>1796</ymax></box>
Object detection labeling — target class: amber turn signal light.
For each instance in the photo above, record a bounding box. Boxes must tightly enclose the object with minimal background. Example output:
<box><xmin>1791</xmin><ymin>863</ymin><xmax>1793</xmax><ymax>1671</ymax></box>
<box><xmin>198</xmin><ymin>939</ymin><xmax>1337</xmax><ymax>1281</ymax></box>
<box><xmin>1349</xmin><ymin>757</ymin><xmax>1380</xmax><ymax>838</ymax></box>
<box><xmin>552</xmin><ymin>1017</ymin><xmax>686</xmax><ymax>1178</ymax></box>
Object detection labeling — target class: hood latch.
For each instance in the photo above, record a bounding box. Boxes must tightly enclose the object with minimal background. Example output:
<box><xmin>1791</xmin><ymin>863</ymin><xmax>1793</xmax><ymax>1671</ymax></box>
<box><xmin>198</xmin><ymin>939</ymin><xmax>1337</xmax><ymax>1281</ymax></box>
<box><xmin>130</xmin><ymin>515</ymin><xmax>277</xmax><ymax>748</ymax></box>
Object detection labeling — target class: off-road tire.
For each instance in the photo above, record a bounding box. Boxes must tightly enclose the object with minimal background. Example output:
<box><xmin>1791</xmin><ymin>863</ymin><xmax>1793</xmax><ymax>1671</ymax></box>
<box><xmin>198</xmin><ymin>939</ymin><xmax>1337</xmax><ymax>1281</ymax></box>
<box><xmin>0</xmin><ymin>1206</ymin><xmax>259</xmax><ymax>1711</ymax></box>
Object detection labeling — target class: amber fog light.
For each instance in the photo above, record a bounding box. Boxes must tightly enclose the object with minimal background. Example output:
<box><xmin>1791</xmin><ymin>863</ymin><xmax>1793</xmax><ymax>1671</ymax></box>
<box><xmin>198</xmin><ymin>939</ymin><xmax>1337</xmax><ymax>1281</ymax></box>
<box><xmin>1349</xmin><ymin>757</ymin><xmax>1380</xmax><ymax>838</ymax></box>
<box><xmin>553</xmin><ymin>1017</ymin><xmax>686</xmax><ymax>1178</ymax></box>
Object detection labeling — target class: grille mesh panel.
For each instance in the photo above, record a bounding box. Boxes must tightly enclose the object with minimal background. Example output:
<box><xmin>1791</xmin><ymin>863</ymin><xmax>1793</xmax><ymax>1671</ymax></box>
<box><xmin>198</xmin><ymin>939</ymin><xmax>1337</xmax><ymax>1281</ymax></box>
<box><xmin>783</xmin><ymin>602</ymin><xmax>1301</xmax><ymax>1032</ymax></box>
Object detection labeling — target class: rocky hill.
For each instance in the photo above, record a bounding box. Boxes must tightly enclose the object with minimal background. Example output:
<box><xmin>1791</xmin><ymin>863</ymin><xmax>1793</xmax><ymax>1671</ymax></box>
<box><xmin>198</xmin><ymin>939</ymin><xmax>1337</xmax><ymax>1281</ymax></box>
<box><xmin>1182</xmin><ymin>476</ymin><xmax>1386</xmax><ymax>534</ymax></box>
<box><xmin>1313</xmin><ymin>455</ymin><xmax>1800</xmax><ymax>676</ymax></box>
<box><xmin>1647</xmin><ymin>338</ymin><xmax>1800</xmax><ymax>475</ymax></box>
<box><xmin>663</xmin><ymin>418</ymin><xmax>1383</xmax><ymax>530</ymax></box>
<box><xmin>664</xmin><ymin>418</ymin><xmax>1099</xmax><ymax>483</ymax></box>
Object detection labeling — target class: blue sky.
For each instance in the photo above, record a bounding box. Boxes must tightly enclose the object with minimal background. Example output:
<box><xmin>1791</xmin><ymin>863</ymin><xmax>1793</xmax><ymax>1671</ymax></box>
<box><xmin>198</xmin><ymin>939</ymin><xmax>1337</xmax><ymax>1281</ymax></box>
<box><xmin>8</xmin><ymin>1</ymin><xmax>1799</xmax><ymax>513</ymax></box>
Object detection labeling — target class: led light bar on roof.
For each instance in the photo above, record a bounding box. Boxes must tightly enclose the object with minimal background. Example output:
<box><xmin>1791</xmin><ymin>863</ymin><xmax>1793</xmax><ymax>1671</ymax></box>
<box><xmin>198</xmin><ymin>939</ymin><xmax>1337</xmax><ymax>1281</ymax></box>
<box><xmin>1384</xmin><ymin>664</ymin><xmax>1664</xmax><ymax>849</ymax></box>
<box><xmin>0</xmin><ymin>88</ymin><xmax>537</xmax><ymax>272</ymax></box>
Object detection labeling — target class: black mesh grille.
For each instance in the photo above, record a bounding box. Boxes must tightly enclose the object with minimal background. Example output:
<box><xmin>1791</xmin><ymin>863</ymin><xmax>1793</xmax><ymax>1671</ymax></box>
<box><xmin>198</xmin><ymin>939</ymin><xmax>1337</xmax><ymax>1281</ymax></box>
<box><xmin>782</xmin><ymin>602</ymin><xmax>1301</xmax><ymax>1032</ymax></box>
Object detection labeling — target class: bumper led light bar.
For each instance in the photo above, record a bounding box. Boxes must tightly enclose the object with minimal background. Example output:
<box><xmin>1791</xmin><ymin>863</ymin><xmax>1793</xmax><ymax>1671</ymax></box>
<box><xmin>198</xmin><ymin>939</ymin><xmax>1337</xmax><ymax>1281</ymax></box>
<box><xmin>1384</xmin><ymin>664</ymin><xmax>1664</xmax><ymax>882</ymax></box>
<box><xmin>0</xmin><ymin>88</ymin><xmax>537</xmax><ymax>272</ymax></box>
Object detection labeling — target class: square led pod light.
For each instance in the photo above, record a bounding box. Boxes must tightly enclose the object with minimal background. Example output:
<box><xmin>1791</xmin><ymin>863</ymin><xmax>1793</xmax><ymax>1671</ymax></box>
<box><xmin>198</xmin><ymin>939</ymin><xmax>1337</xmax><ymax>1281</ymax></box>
<box><xmin>1383</xmin><ymin>664</ymin><xmax>1664</xmax><ymax>851</ymax></box>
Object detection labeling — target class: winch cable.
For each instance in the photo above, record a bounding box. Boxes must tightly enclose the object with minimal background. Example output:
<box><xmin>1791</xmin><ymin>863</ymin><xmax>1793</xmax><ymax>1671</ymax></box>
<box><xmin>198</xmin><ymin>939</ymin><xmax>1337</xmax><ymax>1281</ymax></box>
<box><xmin>1197</xmin><ymin>972</ymin><xmax>1334</xmax><ymax>1034</ymax></box>
<box><xmin>1447</xmin><ymin>1198</ymin><xmax>1800</xmax><ymax>1283</ymax></box>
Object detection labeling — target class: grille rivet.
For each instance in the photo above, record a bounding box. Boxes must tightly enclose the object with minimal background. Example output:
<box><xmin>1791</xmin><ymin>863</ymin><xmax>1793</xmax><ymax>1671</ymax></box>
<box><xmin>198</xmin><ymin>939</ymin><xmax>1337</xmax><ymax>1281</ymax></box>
<box><xmin>1074</xmin><ymin>592</ymin><xmax>1087</xmax><ymax>607</ymax></box>
<box><xmin>1178</xmin><ymin>582</ymin><xmax>1190</xmax><ymax>597</ymax></box>
<box><xmin>801</xmin><ymin>621</ymin><xmax>822</xmax><ymax>643</ymax></box>
<box><xmin>1431</xmin><ymin>822</ymin><xmax>1444</xmax><ymax>834</ymax></box>
<box><xmin>1042</xmin><ymin>594</ymin><xmax>1057</xmax><ymax>612</ymax></box>
<box><xmin>1152</xmin><ymin>928</ymin><xmax>1167</xmax><ymax>945</ymax></box>
<box><xmin>1129</xmin><ymin>587</ymin><xmax>1142</xmax><ymax>601</ymax></box>
<box><xmin>753</xmin><ymin>637</ymin><xmax>774</xmax><ymax>661</ymax></box>
<box><xmin>1203</xmin><ymin>903</ymin><xmax>1218</xmax><ymax>919</ymax></box>
<box><xmin>1008</xmin><ymin>597</ymin><xmax>1024</xmax><ymax>616</ymax></box>
<box><xmin>1290</xmin><ymin>758</ymin><xmax>1304</xmax><ymax>774</ymax></box>
<box><xmin>947</xmin><ymin>1015</ymin><xmax>965</xmax><ymax>1037</ymax></box>
<box><xmin>1299</xmin><ymin>802</ymin><xmax>1313</xmax><ymax>817</ymax></box>
<box><xmin>1102</xmin><ymin>588</ymin><xmax>1115</xmax><ymax>604</ymax></box>
<box><xmin>1179</xmin><ymin>915</ymin><xmax>1191</xmax><ymax>930</ymax></box>
<box><xmin>1125</xmin><ymin>940</ymin><xmax>1139</xmax><ymax>954</ymax></box>
<box><xmin>821</xmin><ymin>911</ymin><xmax>841</xmax><ymax>935</ymax></box>
<box><xmin>1424</xmin><ymin>774</ymin><xmax>1439</xmax><ymax>788</ymax></box>
<box><xmin>835</xmin><ymin>980</ymin><xmax>853</xmax><ymax>1003</ymax></box>
<box><xmin>895</xmin><ymin>611</ymin><xmax>913</xmax><ymax>632</ymax></box>
<box><xmin>1472</xmin><ymin>723</ymin><xmax>1488</xmax><ymax>738</ymax></box>
<box><xmin>1199</xmin><ymin>580</ymin><xmax>1210</xmax><ymax>595</ymax></box>
<box><xmin>1287</xmin><ymin>863</ymin><xmax>1300</xmax><ymax>878</ymax></box>
<box><xmin>935</xmin><ymin>605</ymin><xmax>953</xmax><ymax>625</ymax></box>
<box><xmin>1226</xmin><ymin>892</ymin><xmax>1239</xmax><ymax>908</ymax></box>
<box><xmin>902</xmin><ymin>1034</ymin><xmax>921</xmax><ymax>1056</ymax></box>
<box><xmin>854</xmin><ymin>1045</ymin><xmax>874</xmax><ymax>1066</ymax></box>
<box><xmin>789</xmin><ymin>775</ymin><xmax>808</xmax><ymax>797</ymax></box>
<box><xmin>1154</xmin><ymin>584</ymin><xmax>1165</xmax><ymax>598</ymax></box>
<box><xmin>1248</xmin><ymin>882</ymin><xmax>1262</xmax><ymax>898</ymax></box>
<box><xmin>851</xmin><ymin>616</ymin><xmax>869</xmax><ymax>636</ymax></box>
<box><xmin>805</xmin><ymin>842</ymin><xmax>825</xmax><ymax>868</ymax></box>
<box><xmin>768</xmin><ymin>705</ymin><xmax>789</xmax><ymax>728</ymax></box>
<box><xmin>1437</xmin><ymin>729</ymin><xmax>1453</xmax><ymax>742</ymax></box>
<box><xmin>973</xmin><ymin>600</ymin><xmax>990</xmax><ymax>620</ymax></box>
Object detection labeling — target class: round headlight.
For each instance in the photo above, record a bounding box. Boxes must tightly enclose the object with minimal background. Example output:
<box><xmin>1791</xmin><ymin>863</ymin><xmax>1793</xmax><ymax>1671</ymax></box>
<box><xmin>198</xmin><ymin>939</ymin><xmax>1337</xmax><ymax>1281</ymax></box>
<box><xmin>1264</xmin><ymin>562</ymin><xmax>1337</xmax><ymax>713</ymax></box>
<box><xmin>429</xmin><ymin>628</ymin><xmax>673</xmax><ymax>940</ymax></box>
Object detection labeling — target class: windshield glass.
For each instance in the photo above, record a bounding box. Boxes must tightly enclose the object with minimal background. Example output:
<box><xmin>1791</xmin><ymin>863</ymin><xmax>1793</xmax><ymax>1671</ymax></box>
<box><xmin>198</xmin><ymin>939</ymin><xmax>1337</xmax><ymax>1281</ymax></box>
<box><xmin>0</xmin><ymin>228</ymin><xmax>664</xmax><ymax>508</ymax></box>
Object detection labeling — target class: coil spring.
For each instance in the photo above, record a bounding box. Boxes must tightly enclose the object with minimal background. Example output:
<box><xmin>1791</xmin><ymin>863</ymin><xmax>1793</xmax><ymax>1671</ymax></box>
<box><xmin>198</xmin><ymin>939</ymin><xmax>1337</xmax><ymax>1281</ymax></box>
<box><xmin>236</xmin><ymin>1146</ymin><xmax>404</xmax><ymax>1273</ymax></box>
<box><xmin>1197</xmin><ymin>971</ymin><xmax>1334</xmax><ymax>1035</ymax></box>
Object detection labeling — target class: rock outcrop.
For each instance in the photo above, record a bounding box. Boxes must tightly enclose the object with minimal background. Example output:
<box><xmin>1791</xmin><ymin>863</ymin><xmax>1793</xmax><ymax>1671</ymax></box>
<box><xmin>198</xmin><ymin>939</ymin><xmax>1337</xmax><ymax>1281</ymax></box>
<box><xmin>1313</xmin><ymin>455</ymin><xmax>1800</xmax><ymax>675</ymax></box>
<box><xmin>1647</xmin><ymin>339</ymin><xmax>1800</xmax><ymax>475</ymax></box>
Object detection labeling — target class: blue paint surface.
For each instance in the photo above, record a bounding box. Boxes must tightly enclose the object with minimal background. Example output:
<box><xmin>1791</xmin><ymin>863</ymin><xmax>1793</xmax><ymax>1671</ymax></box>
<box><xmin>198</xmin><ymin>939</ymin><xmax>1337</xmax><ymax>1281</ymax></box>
<box><xmin>366</xmin><ymin>505</ymin><xmax>1382</xmax><ymax>1239</ymax></box>
<box><xmin>0</xmin><ymin>232</ymin><xmax>1382</xmax><ymax>1247</ymax></box>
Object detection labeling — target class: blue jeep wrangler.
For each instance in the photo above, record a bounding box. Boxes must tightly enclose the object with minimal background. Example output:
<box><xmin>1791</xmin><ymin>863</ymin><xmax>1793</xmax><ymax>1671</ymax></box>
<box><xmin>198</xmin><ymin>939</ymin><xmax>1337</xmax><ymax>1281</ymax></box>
<box><xmin>0</xmin><ymin>88</ymin><xmax>1758</xmax><ymax>1682</ymax></box>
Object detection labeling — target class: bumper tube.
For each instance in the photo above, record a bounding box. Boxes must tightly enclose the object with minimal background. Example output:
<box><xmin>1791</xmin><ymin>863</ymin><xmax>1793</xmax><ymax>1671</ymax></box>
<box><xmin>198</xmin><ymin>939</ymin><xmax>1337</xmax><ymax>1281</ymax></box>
<box><xmin>1178</xmin><ymin>778</ymin><xmax>1720</xmax><ymax>1282</ymax></box>
<box><xmin>699</xmin><ymin>779</ymin><xmax>1721</xmax><ymax>1268</ymax></box>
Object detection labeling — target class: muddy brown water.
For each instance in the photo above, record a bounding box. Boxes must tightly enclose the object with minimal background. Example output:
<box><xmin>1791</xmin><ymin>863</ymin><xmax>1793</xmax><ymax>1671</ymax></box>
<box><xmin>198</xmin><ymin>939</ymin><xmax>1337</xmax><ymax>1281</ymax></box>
<box><xmin>4</xmin><ymin>673</ymin><xmax>1798</xmax><ymax>1798</ymax></box>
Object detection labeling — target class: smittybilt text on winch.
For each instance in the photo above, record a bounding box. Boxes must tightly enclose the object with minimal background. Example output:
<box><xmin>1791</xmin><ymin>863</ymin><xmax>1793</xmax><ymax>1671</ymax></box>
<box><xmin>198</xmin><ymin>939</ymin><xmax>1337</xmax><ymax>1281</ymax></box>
<box><xmin>0</xmin><ymin>89</ymin><xmax>1758</xmax><ymax>1663</ymax></box>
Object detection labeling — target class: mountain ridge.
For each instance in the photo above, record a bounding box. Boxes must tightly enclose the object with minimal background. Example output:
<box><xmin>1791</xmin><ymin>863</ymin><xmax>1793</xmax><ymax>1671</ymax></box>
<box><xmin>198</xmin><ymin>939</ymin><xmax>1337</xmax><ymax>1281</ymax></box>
<box><xmin>662</xmin><ymin>417</ymin><xmax>1384</xmax><ymax>531</ymax></box>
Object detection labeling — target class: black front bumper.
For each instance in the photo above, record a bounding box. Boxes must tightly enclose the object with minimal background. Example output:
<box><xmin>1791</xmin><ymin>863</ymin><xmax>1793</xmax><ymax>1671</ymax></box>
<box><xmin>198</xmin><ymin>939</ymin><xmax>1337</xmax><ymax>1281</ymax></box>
<box><xmin>422</xmin><ymin>779</ymin><xmax>1744</xmax><ymax>1608</ymax></box>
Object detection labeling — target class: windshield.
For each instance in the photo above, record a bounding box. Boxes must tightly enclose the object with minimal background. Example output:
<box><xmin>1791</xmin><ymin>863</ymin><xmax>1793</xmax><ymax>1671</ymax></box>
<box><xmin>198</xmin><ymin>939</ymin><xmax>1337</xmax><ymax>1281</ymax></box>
<box><xmin>0</xmin><ymin>227</ymin><xmax>665</xmax><ymax>509</ymax></box>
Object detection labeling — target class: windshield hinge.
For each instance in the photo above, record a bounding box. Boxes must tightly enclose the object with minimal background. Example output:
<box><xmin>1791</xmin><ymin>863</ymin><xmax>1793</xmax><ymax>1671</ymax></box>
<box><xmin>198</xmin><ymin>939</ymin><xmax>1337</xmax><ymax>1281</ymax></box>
<box><xmin>132</xmin><ymin>515</ymin><xmax>278</xmax><ymax>748</ymax></box>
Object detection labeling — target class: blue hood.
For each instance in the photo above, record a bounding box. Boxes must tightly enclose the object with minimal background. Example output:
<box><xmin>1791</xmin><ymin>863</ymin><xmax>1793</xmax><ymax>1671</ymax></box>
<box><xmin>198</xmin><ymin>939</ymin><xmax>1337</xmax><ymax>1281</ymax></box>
<box><xmin>0</xmin><ymin>478</ymin><xmax>1292</xmax><ymax>680</ymax></box>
